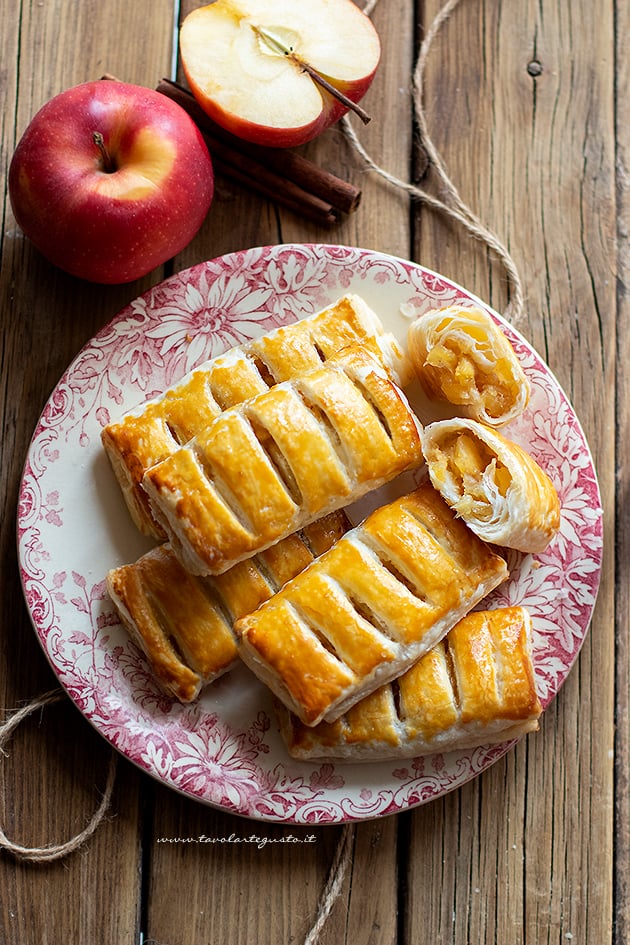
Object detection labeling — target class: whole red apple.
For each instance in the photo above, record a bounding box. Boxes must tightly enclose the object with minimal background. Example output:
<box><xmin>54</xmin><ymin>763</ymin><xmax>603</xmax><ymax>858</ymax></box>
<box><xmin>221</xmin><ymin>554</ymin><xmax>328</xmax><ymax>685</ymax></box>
<box><xmin>180</xmin><ymin>0</ymin><xmax>381</xmax><ymax>148</ymax></box>
<box><xmin>9</xmin><ymin>80</ymin><xmax>214</xmax><ymax>284</ymax></box>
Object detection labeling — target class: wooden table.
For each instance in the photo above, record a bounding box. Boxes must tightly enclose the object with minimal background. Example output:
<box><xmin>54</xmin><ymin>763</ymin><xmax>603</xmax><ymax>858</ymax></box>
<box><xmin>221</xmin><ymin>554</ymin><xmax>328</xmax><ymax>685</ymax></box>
<box><xmin>1</xmin><ymin>1</ymin><xmax>625</xmax><ymax>942</ymax></box>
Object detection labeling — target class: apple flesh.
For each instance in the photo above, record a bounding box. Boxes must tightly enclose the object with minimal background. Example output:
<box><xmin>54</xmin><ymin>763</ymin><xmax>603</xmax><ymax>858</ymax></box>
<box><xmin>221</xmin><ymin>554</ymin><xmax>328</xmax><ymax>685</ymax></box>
<box><xmin>9</xmin><ymin>80</ymin><xmax>214</xmax><ymax>284</ymax></box>
<box><xmin>180</xmin><ymin>0</ymin><xmax>381</xmax><ymax>148</ymax></box>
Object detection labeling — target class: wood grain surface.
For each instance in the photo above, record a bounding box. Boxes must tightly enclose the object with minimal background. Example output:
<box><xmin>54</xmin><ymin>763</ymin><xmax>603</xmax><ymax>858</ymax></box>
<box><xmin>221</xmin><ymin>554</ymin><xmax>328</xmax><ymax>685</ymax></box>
<box><xmin>0</xmin><ymin>1</ymin><xmax>624</xmax><ymax>944</ymax></box>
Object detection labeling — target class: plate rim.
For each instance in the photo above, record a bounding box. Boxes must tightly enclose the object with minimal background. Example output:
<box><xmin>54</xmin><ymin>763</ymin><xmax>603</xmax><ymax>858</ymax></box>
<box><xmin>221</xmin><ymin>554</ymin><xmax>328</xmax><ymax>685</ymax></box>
<box><xmin>16</xmin><ymin>242</ymin><xmax>604</xmax><ymax>824</ymax></box>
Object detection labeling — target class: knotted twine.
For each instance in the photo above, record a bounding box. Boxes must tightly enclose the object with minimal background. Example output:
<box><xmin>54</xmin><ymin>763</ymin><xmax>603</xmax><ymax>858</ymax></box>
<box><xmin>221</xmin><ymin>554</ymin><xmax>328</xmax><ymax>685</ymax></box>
<box><xmin>0</xmin><ymin>0</ymin><xmax>523</xmax><ymax>940</ymax></box>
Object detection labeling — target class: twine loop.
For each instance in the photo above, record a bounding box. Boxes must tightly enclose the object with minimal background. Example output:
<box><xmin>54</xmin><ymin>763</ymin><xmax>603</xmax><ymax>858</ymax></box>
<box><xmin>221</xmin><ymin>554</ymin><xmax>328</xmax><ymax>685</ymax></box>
<box><xmin>0</xmin><ymin>684</ymin><xmax>353</xmax><ymax>943</ymax></box>
<box><xmin>0</xmin><ymin>688</ymin><xmax>117</xmax><ymax>863</ymax></box>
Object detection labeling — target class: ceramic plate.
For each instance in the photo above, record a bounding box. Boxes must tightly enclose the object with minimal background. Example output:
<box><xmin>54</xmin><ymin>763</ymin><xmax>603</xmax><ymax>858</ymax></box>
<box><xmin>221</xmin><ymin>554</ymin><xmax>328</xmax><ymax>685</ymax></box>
<box><xmin>17</xmin><ymin>244</ymin><xmax>603</xmax><ymax>823</ymax></box>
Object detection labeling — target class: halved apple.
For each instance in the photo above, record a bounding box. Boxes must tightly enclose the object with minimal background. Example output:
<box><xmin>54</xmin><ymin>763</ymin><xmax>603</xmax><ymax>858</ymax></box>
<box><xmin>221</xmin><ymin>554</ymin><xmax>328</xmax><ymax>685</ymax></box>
<box><xmin>179</xmin><ymin>0</ymin><xmax>381</xmax><ymax>148</ymax></box>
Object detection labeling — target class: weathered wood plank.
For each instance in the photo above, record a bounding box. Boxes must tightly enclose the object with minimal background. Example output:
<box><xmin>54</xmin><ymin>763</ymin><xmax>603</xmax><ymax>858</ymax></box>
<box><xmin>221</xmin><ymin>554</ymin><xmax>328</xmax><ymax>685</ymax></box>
<box><xmin>613</xmin><ymin>0</ymin><xmax>630</xmax><ymax>941</ymax></box>
<box><xmin>408</xmin><ymin>2</ymin><xmax>616</xmax><ymax>944</ymax></box>
<box><xmin>0</xmin><ymin>2</ymin><xmax>176</xmax><ymax>943</ymax></box>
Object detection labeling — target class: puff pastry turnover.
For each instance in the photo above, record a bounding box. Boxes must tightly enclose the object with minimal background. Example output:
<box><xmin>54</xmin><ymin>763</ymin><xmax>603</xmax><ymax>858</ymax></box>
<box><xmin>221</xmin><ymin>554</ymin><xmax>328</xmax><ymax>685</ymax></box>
<box><xmin>142</xmin><ymin>344</ymin><xmax>424</xmax><ymax>576</ymax></box>
<box><xmin>235</xmin><ymin>482</ymin><xmax>508</xmax><ymax>727</ymax></box>
<box><xmin>276</xmin><ymin>606</ymin><xmax>542</xmax><ymax>762</ymax></box>
<box><xmin>106</xmin><ymin>510</ymin><xmax>351</xmax><ymax>702</ymax></box>
<box><xmin>102</xmin><ymin>294</ymin><xmax>411</xmax><ymax>537</ymax></box>
<box><xmin>407</xmin><ymin>305</ymin><xmax>530</xmax><ymax>426</ymax></box>
<box><xmin>421</xmin><ymin>418</ymin><xmax>561</xmax><ymax>552</ymax></box>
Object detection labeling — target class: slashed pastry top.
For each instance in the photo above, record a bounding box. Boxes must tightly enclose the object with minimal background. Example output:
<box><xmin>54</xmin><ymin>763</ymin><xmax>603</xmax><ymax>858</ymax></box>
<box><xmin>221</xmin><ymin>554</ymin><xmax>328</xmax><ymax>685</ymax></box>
<box><xmin>407</xmin><ymin>305</ymin><xmax>530</xmax><ymax>426</ymax></box>
<box><xmin>101</xmin><ymin>293</ymin><xmax>411</xmax><ymax>537</ymax></box>
<box><xmin>141</xmin><ymin>344</ymin><xmax>424</xmax><ymax>576</ymax></box>
<box><xmin>234</xmin><ymin>482</ymin><xmax>509</xmax><ymax>727</ymax></box>
<box><xmin>421</xmin><ymin>417</ymin><xmax>561</xmax><ymax>553</ymax></box>
<box><xmin>277</xmin><ymin>606</ymin><xmax>542</xmax><ymax>761</ymax></box>
<box><xmin>106</xmin><ymin>510</ymin><xmax>351</xmax><ymax>703</ymax></box>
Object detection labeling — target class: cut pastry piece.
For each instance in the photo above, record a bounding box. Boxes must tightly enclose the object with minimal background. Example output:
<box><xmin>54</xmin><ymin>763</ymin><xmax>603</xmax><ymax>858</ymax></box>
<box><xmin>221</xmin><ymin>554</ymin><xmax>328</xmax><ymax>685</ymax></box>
<box><xmin>421</xmin><ymin>417</ymin><xmax>561</xmax><ymax>553</ymax></box>
<box><xmin>234</xmin><ymin>482</ymin><xmax>508</xmax><ymax>727</ymax></box>
<box><xmin>102</xmin><ymin>293</ymin><xmax>411</xmax><ymax>538</ymax></box>
<box><xmin>407</xmin><ymin>305</ymin><xmax>530</xmax><ymax>426</ymax></box>
<box><xmin>142</xmin><ymin>344</ymin><xmax>424</xmax><ymax>576</ymax></box>
<box><xmin>276</xmin><ymin>606</ymin><xmax>542</xmax><ymax>762</ymax></box>
<box><xmin>106</xmin><ymin>510</ymin><xmax>351</xmax><ymax>702</ymax></box>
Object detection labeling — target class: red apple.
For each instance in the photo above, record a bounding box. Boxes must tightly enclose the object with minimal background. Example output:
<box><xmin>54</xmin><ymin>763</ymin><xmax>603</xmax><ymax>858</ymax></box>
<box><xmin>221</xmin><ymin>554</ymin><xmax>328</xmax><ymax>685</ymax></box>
<box><xmin>9</xmin><ymin>80</ymin><xmax>214</xmax><ymax>284</ymax></box>
<box><xmin>179</xmin><ymin>0</ymin><xmax>381</xmax><ymax>148</ymax></box>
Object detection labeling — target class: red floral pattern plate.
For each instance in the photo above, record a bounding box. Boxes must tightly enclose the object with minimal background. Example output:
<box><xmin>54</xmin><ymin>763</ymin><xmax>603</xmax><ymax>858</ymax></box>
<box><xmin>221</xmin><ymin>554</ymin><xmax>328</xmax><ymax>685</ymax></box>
<box><xmin>17</xmin><ymin>244</ymin><xmax>603</xmax><ymax>823</ymax></box>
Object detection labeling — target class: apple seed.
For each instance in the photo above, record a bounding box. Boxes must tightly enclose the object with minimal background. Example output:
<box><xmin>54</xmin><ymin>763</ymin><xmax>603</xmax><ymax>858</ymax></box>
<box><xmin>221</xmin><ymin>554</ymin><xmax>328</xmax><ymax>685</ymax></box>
<box><xmin>251</xmin><ymin>24</ymin><xmax>371</xmax><ymax>125</ymax></box>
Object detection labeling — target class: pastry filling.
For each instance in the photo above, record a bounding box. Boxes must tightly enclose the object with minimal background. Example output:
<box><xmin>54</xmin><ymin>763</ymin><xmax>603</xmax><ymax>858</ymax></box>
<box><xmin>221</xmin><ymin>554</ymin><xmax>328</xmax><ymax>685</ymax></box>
<box><xmin>144</xmin><ymin>589</ymin><xmax>190</xmax><ymax>665</ymax></box>
<box><xmin>165</xmin><ymin>419</ymin><xmax>185</xmax><ymax>447</ymax></box>
<box><xmin>346</xmin><ymin>592</ymin><xmax>397</xmax><ymax>640</ymax></box>
<box><xmin>440</xmin><ymin>432</ymin><xmax>512</xmax><ymax>520</ymax></box>
<box><xmin>375</xmin><ymin>550</ymin><xmax>429</xmax><ymax>603</ymax></box>
<box><xmin>426</xmin><ymin>339</ymin><xmax>515</xmax><ymax>419</ymax></box>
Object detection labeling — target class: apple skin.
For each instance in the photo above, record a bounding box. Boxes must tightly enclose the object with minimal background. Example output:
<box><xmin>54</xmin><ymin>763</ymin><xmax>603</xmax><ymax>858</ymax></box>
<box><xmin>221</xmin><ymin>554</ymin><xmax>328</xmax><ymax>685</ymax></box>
<box><xmin>8</xmin><ymin>81</ymin><xmax>214</xmax><ymax>284</ymax></box>
<box><xmin>184</xmin><ymin>70</ymin><xmax>375</xmax><ymax>149</ymax></box>
<box><xmin>180</xmin><ymin>0</ymin><xmax>381</xmax><ymax>149</ymax></box>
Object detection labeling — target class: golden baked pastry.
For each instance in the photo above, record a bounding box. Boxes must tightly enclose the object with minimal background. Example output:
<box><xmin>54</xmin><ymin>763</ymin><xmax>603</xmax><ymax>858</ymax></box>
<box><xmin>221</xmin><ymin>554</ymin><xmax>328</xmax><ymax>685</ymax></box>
<box><xmin>276</xmin><ymin>606</ymin><xmax>542</xmax><ymax>761</ymax></box>
<box><xmin>106</xmin><ymin>511</ymin><xmax>351</xmax><ymax>702</ymax></box>
<box><xmin>407</xmin><ymin>305</ymin><xmax>530</xmax><ymax>425</ymax></box>
<box><xmin>235</xmin><ymin>483</ymin><xmax>508</xmax><ymax>727</ymax></box>
<box><xmin>102</xmin><ymin>294</ymin><xmax>411</xmax><ymax>537</ymax></box>
<box><xmin>421</xmin><ymin>417</ymin><xmax>561</xmax><ymax>553</ymax></box>
<box><xmin>142</xmin><ymin>344</ymin><xmax>424</xmax><ymax>576</ymax></box>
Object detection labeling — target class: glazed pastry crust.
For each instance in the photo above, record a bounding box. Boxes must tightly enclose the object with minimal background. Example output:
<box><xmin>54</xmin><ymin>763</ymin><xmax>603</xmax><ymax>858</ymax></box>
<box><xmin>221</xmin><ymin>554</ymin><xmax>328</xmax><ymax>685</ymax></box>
<box><xmin>107</xmin><ymin>544</ymin><xmax>237</xmax><ymax>704</ymax></box>
<box><xmin>407</xmin><ymin>305</ymin><xmax>530</xmax><ymax>426</ymax></box>
<box><xmin>421</xmin><ymin>417</ymin><xmax>561</xmax><ymax>553</ymax></box>
<box><xmin>276</xmin><ymin>606</ymin><xmax>542</xmax><ymax>761</ymax></box>
<box><xmin>142</xmin><ymin>345</ymin><xmax>423</xmax><ymax>576</ymax></box>
<box><xmin>101</xmin><ymin>294</ymin><xmax>411</xmax><ymax>537</ymax></box>
<box><xmin>235</xmin><ymin>482</ymin><xmax>508</xmax><ymax>727</ymax></box>
<box><xmin>106</xmin><ymin>511</ymin><xmax>350</xmax><ymax>702</ymax></box>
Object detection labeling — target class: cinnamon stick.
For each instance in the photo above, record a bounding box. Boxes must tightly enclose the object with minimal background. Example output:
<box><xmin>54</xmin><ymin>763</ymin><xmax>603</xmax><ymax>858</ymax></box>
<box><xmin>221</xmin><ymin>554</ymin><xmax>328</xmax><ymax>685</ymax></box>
<box><xmin>209</xmin><ymin>147</ymin><xmax>338</xmax><ymax>226</ymax></box>
<box><xmin>155</xmin><ymin>78</ymin><xmax>362</xmax><ymax>217</ymax></box>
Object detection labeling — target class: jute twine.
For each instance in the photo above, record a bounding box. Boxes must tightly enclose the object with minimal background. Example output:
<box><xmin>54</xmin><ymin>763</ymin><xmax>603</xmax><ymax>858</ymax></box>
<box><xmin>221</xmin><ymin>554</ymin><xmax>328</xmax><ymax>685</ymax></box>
<box><xmin>346</xmin><ymin>0</ymin><xmax>525</xmax><ymax>325</ymax></box>
<box><xmin>0</xmin><ymin>688</ymin><xmax>117</xmax><ymax>862</ymax></box>
<box><xmin>0</xmin><ymin>0</ymin><xmax>523</xmax><ymax>941</ymax></box>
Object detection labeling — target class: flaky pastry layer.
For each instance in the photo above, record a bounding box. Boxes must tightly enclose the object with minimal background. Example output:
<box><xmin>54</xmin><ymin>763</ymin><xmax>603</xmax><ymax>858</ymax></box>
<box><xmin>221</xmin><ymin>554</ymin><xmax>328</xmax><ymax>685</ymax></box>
<box><xmin>276</xmin><ymin>606</ymin><xmax>542</xmax><ymax>761</ymax></box>
<box><xmin>235</xmin><ymin>482</ymin><xmax>508</xmax><ymax>727</ymax></box>
<box><xmin>421</xmin><ymin>418</ymin><xmax>561</xmax><ymax>553</ymax></box>
<box><xmin>142</xmin><ymin>344</ymin><xmax>424</xmax><ymax>576</ymax></box>
<box><xmin>102</xmin><ymin>294</ymin><xmax>411</xmax><ymax>537</ymax></box>
<box><xmin>106</xmin><ymin>511</ymin><xmax>351</xmax><ymax>702</ymax></box>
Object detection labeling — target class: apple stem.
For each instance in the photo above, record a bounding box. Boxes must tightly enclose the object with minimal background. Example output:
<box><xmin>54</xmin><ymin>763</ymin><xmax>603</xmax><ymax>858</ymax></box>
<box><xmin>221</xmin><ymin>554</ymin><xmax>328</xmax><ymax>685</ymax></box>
<box><xmin>92</xmin><ymin>131</ymin><xmax>117</xmax><ymax>173</ymax></box>
<box><xmin>293</xmin><ymin>58</ymin><xmax>372</xmax><ymax>125</ymax></box>
<box><xmin>251</xmin><ymin>25</ymin><xmax>371</xmax><ymax>125</ymax></box>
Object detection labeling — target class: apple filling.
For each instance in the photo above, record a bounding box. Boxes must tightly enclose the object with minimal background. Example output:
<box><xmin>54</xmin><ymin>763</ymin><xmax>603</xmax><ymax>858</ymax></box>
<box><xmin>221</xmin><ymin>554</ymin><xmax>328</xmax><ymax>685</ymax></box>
<box><xmin>432</xmin><ymin>432</ymin><xmax>512</xmax><ymax>522</ymax></box>
<box><xmin>424</xmin><ymin>332</ymin><xmax>516</xmax><ymax>422</ymax></box>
